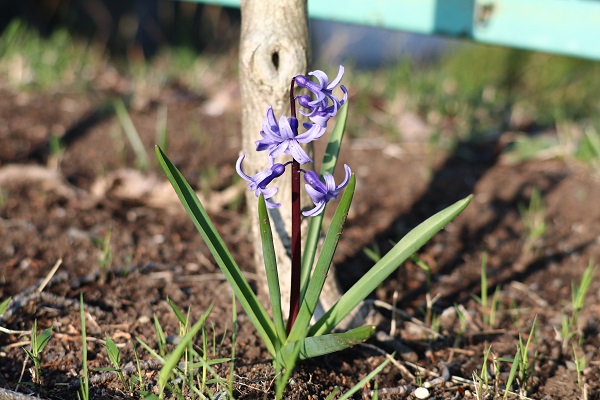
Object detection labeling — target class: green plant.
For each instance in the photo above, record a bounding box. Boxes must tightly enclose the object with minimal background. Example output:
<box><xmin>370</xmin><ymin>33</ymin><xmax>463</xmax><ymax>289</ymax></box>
<box><xmin>501</xmin><ymin>317</ymin><xmax>537</xmax><ymax>398</ymax></box>
<box><xmin>78</xmin><ymin>293</ymin><xmax>90</xmax><ymax>400</ymax></box>
<box><xmin>472</xmin><ymin>345</ymin><xmax>494</xmax><ymax>400</ymax></box>
<box><xmin>156</xmin><ymin>66</ymin><xmax>471</xmax><ymax>398</ymax></box>
<box><xmin>518</xmin><ymin>187</ymin><xmax>547</xmax><ymax>256</ymax></box>
<box><xmin>48</xmin><ymin>135</ymin><xmax>66</xmax><ymax>170</ymax></box>
<box><xmin>92</xmin><ymin>226</ymin><xmax>113</xmax><ymax>279</ymax></box>
<box><xmin>472</xmin><ymin>252</ymin><xmax>502</xmax><ymax>328</ymax></box>
<box><xmin>572</xmin><ymin>344</ymin><xmax>586</xmax><ymax>389</ymax></box>
<box><xmin>114</xmin><ymin>99</ymin><xmax>150</xmax><ymax>170</ymax></box>
<box><xmin>137</xmin><ymin>300</ymin><xmax>232</xmax><ymax>399</ymax></box>
<box><xmin>102</xmin><ymin>336</ymin><xmax>130</xmax><ymax>392</ymax></box>
<box><xmin>560</xmin><ymin>260</ymin><xmax>597</xmax><ymax>348</ymax></box>
<box><xmin>22</xmin><ymin>320</ymin><xmax>53</xmax><ymax>385</ymax></box>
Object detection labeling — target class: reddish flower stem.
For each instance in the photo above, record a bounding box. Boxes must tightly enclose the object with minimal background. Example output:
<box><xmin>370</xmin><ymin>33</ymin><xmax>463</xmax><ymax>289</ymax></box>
<box><xmin>287</xmin><ymin>79</ymin><xmax>301</xmax><ymax>333</ymax></box>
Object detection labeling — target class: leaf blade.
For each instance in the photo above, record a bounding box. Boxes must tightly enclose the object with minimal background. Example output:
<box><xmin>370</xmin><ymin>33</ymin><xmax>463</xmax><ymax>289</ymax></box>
<box><xmin>301</xmin><ymin>100</ymin><xmax>349</xmax><ymax>294</ymax></box>
<box><xmin>311</xmin><ymin>195</ymin><xmax>472</xmax><ymax>336</ymax></box>
<box><xmin>155</xmin><ymin>145</ymin><xmax>277</xmax><ymax>356</ymax></box>
<box><xmin>258</xmin><ymin>195</ymin><xmax>286</xmax><ymax>344</ymax></box>
<box><xmin>281</xmin><ymin>325</ymin><xmax>374</xmax><ymax>364</ymax></box>
<box><xmin>288</xmin><ymin>175</ymin><xmax>356</xmax><ymax>343</ymax></box>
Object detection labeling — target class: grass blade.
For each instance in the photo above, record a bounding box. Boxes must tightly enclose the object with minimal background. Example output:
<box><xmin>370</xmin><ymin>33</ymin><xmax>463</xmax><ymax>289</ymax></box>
<box><xmin>79</xmin><ymin>293</ymin><xmax>89</xmax><ymax>400</ymax></box>
<box><xmin>310</xmin><ymin>195</ymin><xmax>472</xmax><ymax>336</ymax></box>
<box><xmin>288</xmin><ymin>175</ymin><xmax>355</xmax><ymax>343</ymax></box>
<box><xmin>301</xmin><ymin>100</ymin><xmax>349</xmax><ymax>294</ymax></box>
<box><xmin>258</xmin><ymin>195</ymin><xmax>286</xmax><ymax>344</ymax></box>
<box><xmin>155</xmin><ymin>145</ymin><xmax>277</xmax><ymax>356</ymax></box>
<box><xmin>0</xmin><ymin>297</ymin><xmax>11</xmax><ymax>316</ymax></box>
<box><xmin>281</xmin><ymin>325</ymin><xmax>374</xmax><ymax>363</ymax></box>
<box><xmin>114</xmin><ymin>99</ymin><xmax>150</xmax><ymax>170</ymax></box>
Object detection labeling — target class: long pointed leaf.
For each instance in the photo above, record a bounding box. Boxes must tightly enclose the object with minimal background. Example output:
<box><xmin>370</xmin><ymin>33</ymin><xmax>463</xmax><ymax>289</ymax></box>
<box><xmin>281</xmin><ymin>325</ymin><xmax>374</xmax><ymax>365</ymax></box>
<box><xmin>288</xmin><ymin>176</ymin><xmax>355</xmax><ymax>343</ymax></box>
<box><xmin>155</xmin><ymin>146</ymin><xmax>277</xmax><ymax>356</ymax></box>
<box><xmin>301</xmin><ymin>101</ymin><xmax>349</xmax><ymax>294</ymax></box>
<box><xmin>258</xmin><ymin>195</ymin><xmax>286</xmax><ymax>344</ymax></box>
<box><xmin>310</xmin><ymin>195</ymin><xmax>472</xmax><ymax>336</ymax></box>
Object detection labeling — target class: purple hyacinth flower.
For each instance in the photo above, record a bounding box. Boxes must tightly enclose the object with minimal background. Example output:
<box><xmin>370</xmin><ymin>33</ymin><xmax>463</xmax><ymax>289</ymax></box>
<box><xmin>294</xmin><ymin>65</ymin><xmax>348</xmax><ymax>117</ymax></box>
<box><xmin>236</xmin><ymin>154</ymin><xmax>286</xmax><ymax>208</ymax></box>
<box><xmin>255</xmin><ymin>107</ymin><xmax>317</xmax><ymax>164</ymax></box>
<box><xmin>302</xmin><ymin>164</ymin><xmax>352</xmax><ymax>217</ymax></box>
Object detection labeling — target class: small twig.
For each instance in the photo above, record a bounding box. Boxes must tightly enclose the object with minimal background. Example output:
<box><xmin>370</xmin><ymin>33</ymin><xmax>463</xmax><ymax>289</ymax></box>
<box><xmin>390</xmin><ymin>290</ymin><xmax>398</xmax><ymax>337</ymax></box>
<box><xmin>37</xmin><ymin>259</ymin><xmax>62</xmax><ymax>293</ymax></box>
<box><xmin>0</xmin><ymin>272</ymin><xmax>69</xmax><ymax>324</ymax></box>
<box><xmin>0</xmin><ymin>327</ymin><xmax>28</xmax><ymax>335</ymax></box>
<box><xmin>362</xmin><ymin>384</ymin><xmax>416</xmax><ymax>398</ymax></box>
<box><xmin>424</xmin><ymin>363</ymin><xmax>450</xmax><ymax>388</ymax></box>
<box><xmin>173</xmin><ymin>271</ymin><xmax>259</xmax><ymax>283</ymax></box>
<box><xmin>0</xmin><ymin>387</ymin><xmax>50</xmax><ymax>400</ymax></box>
<box><xmin>510</xmin><ymin>281</ymin><xmax>549</xmax><ymax>307</ymax></box>
<box><xmin>1</xmin><ymin>292</ymin><xmax>107</xmax><ymax>323</ymax></box>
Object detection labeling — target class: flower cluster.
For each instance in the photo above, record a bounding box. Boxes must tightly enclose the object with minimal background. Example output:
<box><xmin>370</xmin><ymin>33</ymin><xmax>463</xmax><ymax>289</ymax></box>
<box><xmin>237</xmin><ymin>66</ymin><xmax>351</xmax><ymax>216</ymax></box>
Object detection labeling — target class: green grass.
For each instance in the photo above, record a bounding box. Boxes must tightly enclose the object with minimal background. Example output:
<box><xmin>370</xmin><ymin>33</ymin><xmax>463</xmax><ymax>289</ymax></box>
<box><xmin>0</xmin><ymin>20</ymin><xmax>105</xmax><ymax>91</ymax></box>
<box><xmin>346</xmin><ymin>45</ymin><xmax>600</xmax><ymax>151</ymax></box>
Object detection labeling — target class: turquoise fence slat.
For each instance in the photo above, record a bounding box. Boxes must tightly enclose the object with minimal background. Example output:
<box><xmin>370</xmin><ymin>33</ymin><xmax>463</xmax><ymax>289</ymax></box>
<box><xmin>187</xmin><ymin>0</ymin><xmax>600</xmax><ymax>61</ymax></box>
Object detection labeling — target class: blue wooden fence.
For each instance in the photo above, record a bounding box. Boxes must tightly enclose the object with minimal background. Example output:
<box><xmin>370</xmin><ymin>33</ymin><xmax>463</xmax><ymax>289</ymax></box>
<box><xmin>186</xmin><ymin>0</ymin><xmax>600</xmax><ymax>61</ymax></box>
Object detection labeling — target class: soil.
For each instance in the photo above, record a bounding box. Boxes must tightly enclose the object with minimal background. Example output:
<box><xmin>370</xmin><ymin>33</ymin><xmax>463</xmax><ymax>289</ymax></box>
<box><xmin>1</xmin><ymin>68</ymin><xmax>599</xmax><ymax>400</ymax></box>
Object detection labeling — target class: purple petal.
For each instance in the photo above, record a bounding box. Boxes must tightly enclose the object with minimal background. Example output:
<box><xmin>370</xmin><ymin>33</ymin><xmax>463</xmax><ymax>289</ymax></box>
<box><xmin>327</xmin><ymin>65</ymin><xmax>345</xmax><ymax>89</ymax></box>
<box><xmin>278</xmin><ymin>116</ymin><xmax>295</xmax><ymax>140</ymax></box>
<box><xmin>269</xmin><ymin>142</ymin><xmax>288</xmax><ymax>160</ymax></box>
<box><xmin>256</xmin><ymin>139</ymin><xmax>275</xmax><ymax>151</ymax></box>
<box><xmin>265</xmin><ymin>198</ymin><xmax>281</xmax><ymax>208</ymax></box>
<box><xmin>296</xmin><ymin>123</ymin><xmax>326</xmax><ymax>143</ymax></box>
<box><xmin>302</xmin><ymin>201</ymin><xmax>326</xmax><ymax>217</ymax></box>
<box><xmin>309</xmin><ymin>70</ymin><xmax>329</xmax><ymax>88</ymax></box>
<box><xmin>323</xmin><ymin>174</ymin><xmax>336</xmax><ymax>193</ymax></box>
<box><xmin>305</xmin><ymin>183</ymin><xmax>324</xmax><ymax>202</ymax></box>
<box><xmin>287</xmin><ymin>140</ymin><xmax>312</xmax><ymax>164</ymax></box>
<box><xmin>262</xmin><ymin>187</ymin><xmax>278</xmax><ymax>198</ymax></box>
<box><xmin>236</xmin><ymin>154</ymin><xmax>252</xmax><ymax>182</ymax></box>
<box><xmin>266</xmin><ymin>107</ymin><xmax>278</xmax><ymax>130</ymax></box>
<box><xmin>340</xmin><ymin>85</ymin><xmax>348</xmax><ymax>104</ymax></box>
<box><xmin>336</xmin><ymin>164</ymin><xmax>352</xmax><ymax>190</ymax></box>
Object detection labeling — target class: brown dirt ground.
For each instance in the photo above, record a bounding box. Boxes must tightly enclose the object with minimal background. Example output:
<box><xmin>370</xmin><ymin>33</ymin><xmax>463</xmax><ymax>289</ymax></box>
<box><xmin>1</xmin><ymin>70</ymin><xmax>599</xmax><ymax>400</ymax></box>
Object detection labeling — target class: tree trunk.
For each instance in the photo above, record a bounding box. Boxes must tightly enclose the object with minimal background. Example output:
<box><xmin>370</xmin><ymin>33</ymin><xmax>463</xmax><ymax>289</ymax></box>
<box><xmin>239</xmin><ymin>0</ymin><xmax>359</xmax><ymax>324</ymax></box>
<box><xmin>239</xmin><ymin>0</ymin><xmax>310</xmax><ymax>317</ymax></box>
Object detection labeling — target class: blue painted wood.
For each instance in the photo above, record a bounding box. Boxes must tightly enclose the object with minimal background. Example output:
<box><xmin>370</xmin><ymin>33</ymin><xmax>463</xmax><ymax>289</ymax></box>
<box><xmin>188</xmin><ymin>0</ymin><xmax>600</xmax><ymax>61</ymax></box>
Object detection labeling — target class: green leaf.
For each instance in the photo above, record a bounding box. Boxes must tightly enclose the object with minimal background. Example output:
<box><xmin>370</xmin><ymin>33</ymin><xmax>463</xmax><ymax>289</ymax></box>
<box><xmin>155</xmin><ymin>145</ymin><xmax>277</xmax><ymax>356</ymax></box>
<box><xmin>153</xmin><ymin>314</ymin><xmax>167</xmax><ymax>357</ymax></box>
<box><xmin>288</xmin><ymin>175</ymin><xmax>356</xmax><ymax>343</ymax></box>
<box><xmin>158</xmin><ymin>304</ymin><xmax>213</xmax><ymax>393</ymax></box>
<box><xmin>301</xmin><ymin>100</ymin><xmax>349</xmax><ymax>294</ymax></box>
<box><xmin>167</xmin><ymin>297</ymin><xmax>189</xmax><ymax>326</ymax></box>
<box><xmin>504</xmin><ymin>347</ymin><xmax>521</xmax><ymax>399</ymax></box>
<box><xmin>310</xmin><ymin>195</ymin><xmax>472</xmax><ymax>336</ymax></box>
<box><xmin>281</xmin><ymin>325</ymin><xmax>374</xmax><ymax>365</ymax></box>
<box><xmin>258</xmin><ymin>195</ymin><xmax>286</xmax><ymax>345</ymax></box>
<box><xmin>36</xmin><ymin>328</ymin><xmax>53</xmax><ymax>354</ymax></box>
<box><xmin>0</xmin><ymin>297</ymin><xmax>10</xmax><ymax>316</ymax></box>
<box><xmin>105</xmin><ymin>336</ymin><xmax>121</xmax><ymax>368</ymax></box>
